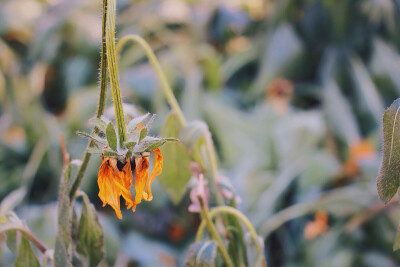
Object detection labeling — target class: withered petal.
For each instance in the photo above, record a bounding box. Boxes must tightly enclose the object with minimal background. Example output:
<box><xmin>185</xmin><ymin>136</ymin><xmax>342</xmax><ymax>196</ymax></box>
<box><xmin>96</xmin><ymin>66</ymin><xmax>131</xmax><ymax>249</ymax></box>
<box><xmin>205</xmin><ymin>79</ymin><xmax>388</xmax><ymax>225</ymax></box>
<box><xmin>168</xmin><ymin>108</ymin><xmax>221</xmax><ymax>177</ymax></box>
<box><xmin>144</xmin><ymin>148</ymin><xmax>163</xmax><ymax>201</ymax></box>
<box><xmin>133</xmin><ymin>157</ymin><xmax>149</xmax><ymax>211</ymax></box>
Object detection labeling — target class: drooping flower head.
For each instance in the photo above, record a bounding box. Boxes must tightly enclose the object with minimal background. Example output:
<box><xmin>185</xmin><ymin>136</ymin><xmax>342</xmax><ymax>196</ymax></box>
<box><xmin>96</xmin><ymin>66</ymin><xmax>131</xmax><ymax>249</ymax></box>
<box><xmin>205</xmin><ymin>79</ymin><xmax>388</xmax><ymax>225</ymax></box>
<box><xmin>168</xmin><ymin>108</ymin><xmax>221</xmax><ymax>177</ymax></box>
<box><xmin>97</xmin><ymin>149</ymin><xmax>163</xmax><ymax>218</ymax></box>
<box><xmin>80</xmin><ymin>113</ymin><xmax>170</xmax><ymax>219</ymax></box>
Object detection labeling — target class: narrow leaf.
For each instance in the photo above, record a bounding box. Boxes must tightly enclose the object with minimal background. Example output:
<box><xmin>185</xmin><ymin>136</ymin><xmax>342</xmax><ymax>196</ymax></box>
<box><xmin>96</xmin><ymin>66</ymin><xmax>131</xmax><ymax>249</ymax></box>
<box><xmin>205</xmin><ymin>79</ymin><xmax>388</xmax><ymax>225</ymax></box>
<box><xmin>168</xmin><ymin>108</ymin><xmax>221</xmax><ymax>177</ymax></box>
<box><xmin>377</xmin><ymin>98</ymin><xmax>400</xmax><ymax>203</ymax></box>
<box><xmin>106</xmin><ymin>123</ymin><xmax>118</xmax><ymax>151</ymax></box>
<box><xmin>139</xmin><ymin>127</ymin><xmax>148</xmax><ymax>142</ymax></box>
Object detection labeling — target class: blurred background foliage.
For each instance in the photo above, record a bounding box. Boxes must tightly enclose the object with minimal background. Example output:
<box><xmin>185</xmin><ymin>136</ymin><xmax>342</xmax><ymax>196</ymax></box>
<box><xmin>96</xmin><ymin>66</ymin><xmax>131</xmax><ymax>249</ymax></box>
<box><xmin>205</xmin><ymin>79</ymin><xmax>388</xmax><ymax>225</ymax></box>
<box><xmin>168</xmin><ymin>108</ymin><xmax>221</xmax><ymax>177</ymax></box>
<box><xmin>0</xmin><ymin>0</ymin><xmax>400</xmax><ymax>266</ymax></box>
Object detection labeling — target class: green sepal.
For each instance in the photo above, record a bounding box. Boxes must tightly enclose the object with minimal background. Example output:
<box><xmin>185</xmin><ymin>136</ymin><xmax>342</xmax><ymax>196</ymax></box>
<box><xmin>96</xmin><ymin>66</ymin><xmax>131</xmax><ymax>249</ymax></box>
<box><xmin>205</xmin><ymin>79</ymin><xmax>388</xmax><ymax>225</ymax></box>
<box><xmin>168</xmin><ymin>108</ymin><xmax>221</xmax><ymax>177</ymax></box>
<box><xmin>106</xmin><ymin>123</ymin><xmax>118</xmax><ymax>151</ymax></box>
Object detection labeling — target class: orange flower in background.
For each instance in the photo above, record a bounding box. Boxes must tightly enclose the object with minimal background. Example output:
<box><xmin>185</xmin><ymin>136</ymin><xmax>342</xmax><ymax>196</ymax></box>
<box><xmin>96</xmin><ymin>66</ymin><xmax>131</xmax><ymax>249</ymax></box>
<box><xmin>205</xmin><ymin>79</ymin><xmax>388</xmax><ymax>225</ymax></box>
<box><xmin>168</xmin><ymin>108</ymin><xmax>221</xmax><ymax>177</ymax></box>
<box><xmin>265</xmin><ymin>78</ymin><xmax>294</xmax><ymax>115</ymax></box>
<box><xmin>97</xmin><ymin>149</ymin><xmax>164</xmax><ymax>218</ymax></box>
<box><xmin>344</xmin><ymin>139</ymin><xmax>376</xmax><ymax>176</ymax></box>
<box><xmin>304</xmin><ymin>211</ymin><xmax>329</xmax><ymax>240</ymax></box>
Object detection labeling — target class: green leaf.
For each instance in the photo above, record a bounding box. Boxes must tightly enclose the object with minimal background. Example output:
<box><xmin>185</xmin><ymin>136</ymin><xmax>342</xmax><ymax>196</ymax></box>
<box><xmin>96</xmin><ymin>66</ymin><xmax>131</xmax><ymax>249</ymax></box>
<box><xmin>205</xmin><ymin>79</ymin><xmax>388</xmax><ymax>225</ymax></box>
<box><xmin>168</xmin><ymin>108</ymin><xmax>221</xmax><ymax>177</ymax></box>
<box><xmin>139</xmin><ymin>127</ymin><xmax>148</xmax><ymax>142</ymax></box>
<box><xmin>6</xmin><ymin>230</ymin><xmax>17</xmax><ymax>254</ymax></box>
<box><xmin>377</xmin><ymin>98</ymin><xmax>400</xmax><ymax>203</ymax></box>
<box><xmin>76</xmin><ymin>193</ymin><xmax>104</xmax><ymax>267</ymax></box>
<box><xmin>158</xmin><ymin>113</ymin><xmax>192</xmax><ymax>204</ymax></box>
<box><xmin>106</xmin><ymin>123</ymin><xmax>118</xmax><ymax>151</ymax></box>
<box><xmin>15</xmin><ymin>236</ymin><xmax>40</xmax><ymax>267</ymax></box>
<box><xmin>54</xmin><ymin>164</ymin><xmax>72</xmax><ymax>267</ymax></box>
<box><xmin>185</xmin><ymin>241</ymin><xmax>218</xmax><ymax>267</ymax></box>
<box><xmin>89</xmin><ymin>118</ymin><xmax>108</xmax><ymax>133</ymax></box>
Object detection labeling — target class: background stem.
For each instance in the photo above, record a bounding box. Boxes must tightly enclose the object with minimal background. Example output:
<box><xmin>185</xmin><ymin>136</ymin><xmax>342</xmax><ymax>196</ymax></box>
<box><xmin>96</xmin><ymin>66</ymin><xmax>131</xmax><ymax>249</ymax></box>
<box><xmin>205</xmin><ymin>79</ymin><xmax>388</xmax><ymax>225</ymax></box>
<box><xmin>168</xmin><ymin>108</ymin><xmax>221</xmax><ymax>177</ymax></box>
<box><xmin>198</xmin><ymin>198</ymin><xmax>234</xmax><ymax>267</ymax></box>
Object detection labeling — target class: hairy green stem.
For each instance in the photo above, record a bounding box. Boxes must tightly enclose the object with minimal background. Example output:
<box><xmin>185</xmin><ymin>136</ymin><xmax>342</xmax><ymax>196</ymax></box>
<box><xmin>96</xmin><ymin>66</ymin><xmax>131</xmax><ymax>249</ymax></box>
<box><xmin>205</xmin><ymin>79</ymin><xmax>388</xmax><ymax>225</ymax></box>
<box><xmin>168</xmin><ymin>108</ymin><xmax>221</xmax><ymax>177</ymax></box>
<box><xmin>69</xmin><ymin>0</ymin><xmax>108</xmax><ymax>199</ymax></box>
<box><xmin>198</xmin><ymin>198</ymin><xmax>234</xmax><ymax>267</ymax></box>
<box><xmin>196</xmin><ymin>206</ymin><xmax>267</xmax><ymax>267</ymax></box>
<box><xmin>106</xmin><ymin>0</ymin><xmax>127</xmax><ymax>146</ymax></box>
<box><xmin>116</xmin><ymin>35</ymin><xmax>186</xmax><ymax>126</ymax></box>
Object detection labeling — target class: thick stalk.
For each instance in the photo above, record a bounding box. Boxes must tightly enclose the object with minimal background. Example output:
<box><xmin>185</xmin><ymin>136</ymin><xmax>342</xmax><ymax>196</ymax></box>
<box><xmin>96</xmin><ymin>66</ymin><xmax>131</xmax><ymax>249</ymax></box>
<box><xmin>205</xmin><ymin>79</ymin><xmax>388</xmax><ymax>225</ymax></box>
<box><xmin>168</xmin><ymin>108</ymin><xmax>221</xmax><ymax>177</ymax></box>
<box><xmin>69</xmin><ymin>0</ymin><xmax>108</xmax><ymax>199</ymax></box>
<box><xmin>106</xmin><ymin>0</ymin><xmax>127</xmax><ymax>146</ymax></box>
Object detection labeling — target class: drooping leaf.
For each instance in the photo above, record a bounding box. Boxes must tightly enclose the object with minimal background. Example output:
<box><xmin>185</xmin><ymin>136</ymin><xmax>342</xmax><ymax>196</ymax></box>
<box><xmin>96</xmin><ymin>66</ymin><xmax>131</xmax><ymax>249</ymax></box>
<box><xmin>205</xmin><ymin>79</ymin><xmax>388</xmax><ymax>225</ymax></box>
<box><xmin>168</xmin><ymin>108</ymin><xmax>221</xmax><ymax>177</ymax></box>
<box><xmin>76</xmin><ymin>193</ymin><xmax>104</xmax><ymax>267</ymax></box>
<box><xmin>157</xmin><ymin>113</ymin><xmax>192</xmax><ymax>204</ymax></box>
<box><xmin>15</xmin><ymin>236</ymin><xmax>40</xmax><ymax>267</ymax></box>
<box><xmin>106</xmin><ymin>123</ymin><xmax>118</xmax><ymax>151</ymax></box>
<box><xmin>377</xmin><ymin>98</ymin><xmax>400</xmax><ymax>203</ymax></box>
<box><xmin>185</xmin><ymin>241</ymin><xmax>218</xmax><ymax>267</ymax></box>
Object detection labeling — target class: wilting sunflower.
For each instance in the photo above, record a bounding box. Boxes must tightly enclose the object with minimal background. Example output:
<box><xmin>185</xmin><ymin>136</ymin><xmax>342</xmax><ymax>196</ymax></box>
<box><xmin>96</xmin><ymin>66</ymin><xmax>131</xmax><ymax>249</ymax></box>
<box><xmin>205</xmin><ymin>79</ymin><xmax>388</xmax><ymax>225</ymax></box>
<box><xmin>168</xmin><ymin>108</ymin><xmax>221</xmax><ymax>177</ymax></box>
<box><xmin>97</xmin><ymin>148</ymin><xmax>163</xmax><ymax>219</ymax></box>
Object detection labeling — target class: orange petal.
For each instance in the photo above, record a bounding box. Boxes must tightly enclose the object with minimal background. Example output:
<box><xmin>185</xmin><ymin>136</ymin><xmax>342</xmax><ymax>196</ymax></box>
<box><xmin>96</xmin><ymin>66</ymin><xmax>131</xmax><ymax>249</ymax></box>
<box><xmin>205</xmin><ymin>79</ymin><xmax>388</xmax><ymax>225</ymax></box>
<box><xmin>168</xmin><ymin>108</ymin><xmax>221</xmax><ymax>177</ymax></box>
<box><xmin>120</xmin><ymin>159</ymin><xmax>134</xmax><ymax>209</ymax></box>
<box><xmin>133</xmin><ymin>157</ymin><xmax>149</xmax><ymax>211</ymax></box>
<box><xmin>144</xmin><ymin>148</ymin><xmax>163</xmax><ymax>201</ymax></box>
<box><xmin>97</xmin><ymin>158</ymin><xmax>122</xmax><ymax>219</ymax></box>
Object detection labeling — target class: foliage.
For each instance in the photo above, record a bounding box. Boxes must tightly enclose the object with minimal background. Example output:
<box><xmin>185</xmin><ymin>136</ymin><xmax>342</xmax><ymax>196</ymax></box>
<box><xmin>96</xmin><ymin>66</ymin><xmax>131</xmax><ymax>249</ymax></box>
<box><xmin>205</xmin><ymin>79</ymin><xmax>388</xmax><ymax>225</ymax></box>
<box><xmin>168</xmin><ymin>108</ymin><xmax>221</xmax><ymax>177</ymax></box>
<box><xmin>0</xmin><ymin>0</ymin><xmax>400</xmax><ymax>266</ymax></box>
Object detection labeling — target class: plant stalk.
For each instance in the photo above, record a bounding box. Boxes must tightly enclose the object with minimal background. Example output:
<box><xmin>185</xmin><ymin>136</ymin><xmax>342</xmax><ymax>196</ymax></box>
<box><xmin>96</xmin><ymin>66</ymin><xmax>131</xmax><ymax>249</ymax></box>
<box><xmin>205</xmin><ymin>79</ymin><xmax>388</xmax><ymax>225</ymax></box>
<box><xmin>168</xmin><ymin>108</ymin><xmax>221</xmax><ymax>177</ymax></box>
<box><xmin>198</xmin><ymin>197</ymin><xmax>234</xmax><ymax>267</ymax></box>
<box><xmin>196</xmin><ymin>206</ymin><xmax>268</xmax><ymax>267</ymax></box>
<box><xmin>106</xmin><ymin>0</ymin><xmax>127</xmax><ymax>146</ymax></box>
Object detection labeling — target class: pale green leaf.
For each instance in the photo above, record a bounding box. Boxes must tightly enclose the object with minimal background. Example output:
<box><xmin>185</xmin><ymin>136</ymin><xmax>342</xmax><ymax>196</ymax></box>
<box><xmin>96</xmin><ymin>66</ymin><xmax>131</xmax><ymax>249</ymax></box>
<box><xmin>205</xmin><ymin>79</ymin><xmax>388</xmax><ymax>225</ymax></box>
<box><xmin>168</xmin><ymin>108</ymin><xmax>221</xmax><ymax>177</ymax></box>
<box><xmin>76</xmin><ymin>194</ymin><xmax>104</xmax><ymax>267</ymax></box>
<box><xmin>186</xmin><ymin>241</ymin><xmax>218</xmax><ymax>267</ymax></box>
<box><xmin>158</xmin><ymin>113</ymin><xmax>192</xmax><ymax>204</ymax></box>
<box><xmin>15</xmin><ymin>236</ymin><xmax>40</xmax><ymax>267</ymax></box>
<box><xmin>54</xmin><ymin>165</ymin><xmax>72</xmax><ymax>267</ymax></box>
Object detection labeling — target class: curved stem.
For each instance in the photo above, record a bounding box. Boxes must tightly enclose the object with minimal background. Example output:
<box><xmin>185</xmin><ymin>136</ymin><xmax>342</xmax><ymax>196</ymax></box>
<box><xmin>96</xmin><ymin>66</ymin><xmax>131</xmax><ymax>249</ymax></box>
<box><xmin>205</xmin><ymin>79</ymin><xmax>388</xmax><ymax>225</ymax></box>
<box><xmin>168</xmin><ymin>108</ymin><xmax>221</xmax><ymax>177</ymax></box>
<box><xmin>0</xmin><ymin>224</ymin><xmax>47</xmax><ymax>254</ymax></box>
<box><xmin>69</xmin><ymin>0</ymin><xmax>108</xmax><ymax>199</ymax></box>
<box><xmin>198</xmin><ymin>198</ymin><xmax>234</xmax><ymax>267</ymax></box>
<box><xmin>116</xmin><ymin>35</ymin><xmax>186</xmax><ymax>126</ymax></box>
<box><xmin>106</xmin><ymin>0</ymin><xmax>127</xmax><ymax>146</ymax></box>
<box><xmin>196</xmin><ymin>206</ymin><xmax>267</xmax><ymax>267</ymax></box>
